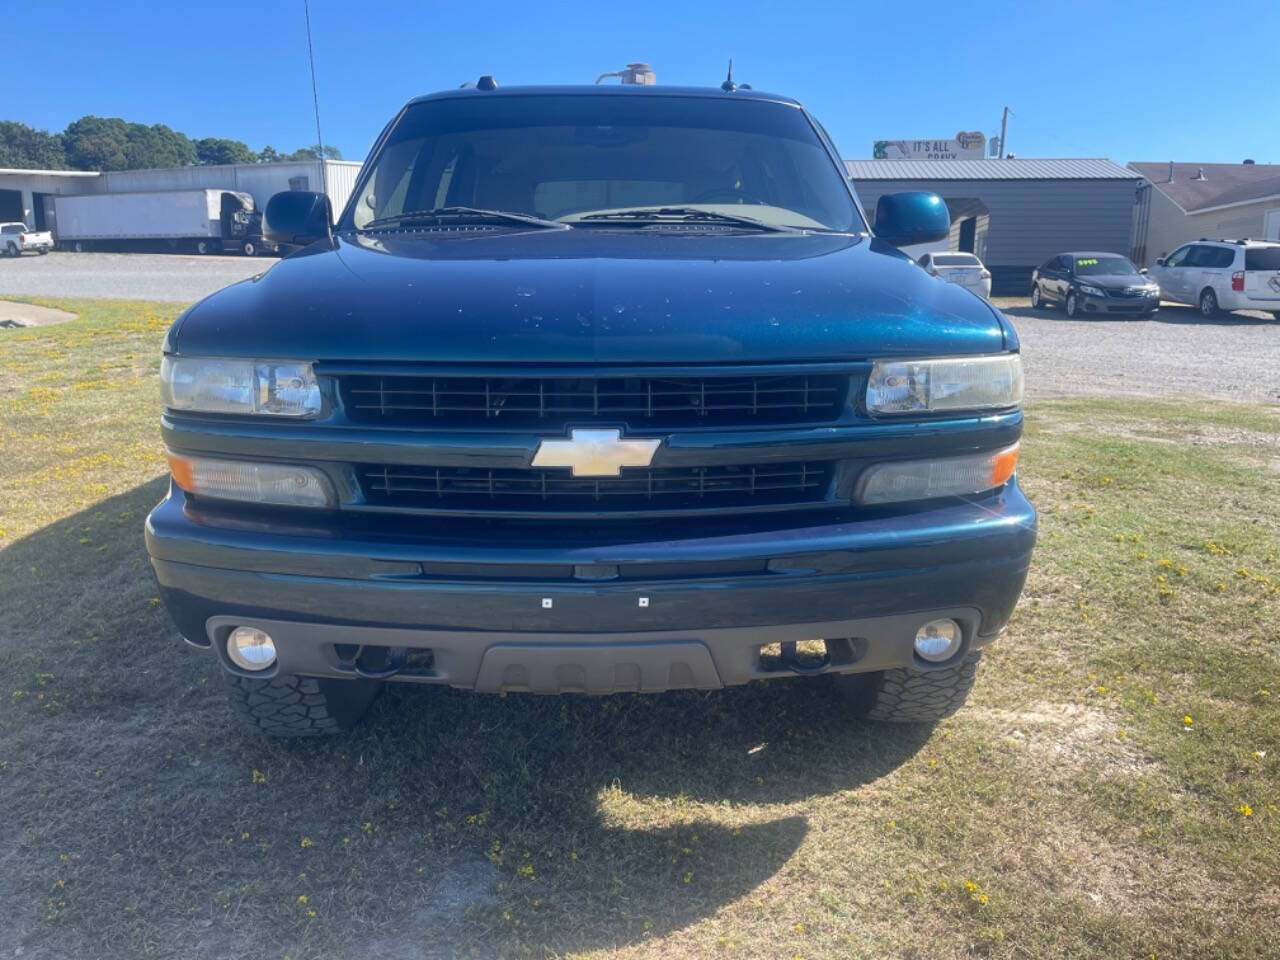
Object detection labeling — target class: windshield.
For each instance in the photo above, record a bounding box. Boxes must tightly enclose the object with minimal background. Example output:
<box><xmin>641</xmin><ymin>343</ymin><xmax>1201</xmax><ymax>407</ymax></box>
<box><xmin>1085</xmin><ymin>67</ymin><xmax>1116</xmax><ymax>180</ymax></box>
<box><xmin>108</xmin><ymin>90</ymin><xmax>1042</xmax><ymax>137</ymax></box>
<box><xmin>345</xmin><ymin>94</ymin><xmax>864</xmax><ymax>233</ymax></box>
<box><xmin>1075</xmin><ymin>256</ymin><xmax>1137</xmax><ymax>275</ymax></box>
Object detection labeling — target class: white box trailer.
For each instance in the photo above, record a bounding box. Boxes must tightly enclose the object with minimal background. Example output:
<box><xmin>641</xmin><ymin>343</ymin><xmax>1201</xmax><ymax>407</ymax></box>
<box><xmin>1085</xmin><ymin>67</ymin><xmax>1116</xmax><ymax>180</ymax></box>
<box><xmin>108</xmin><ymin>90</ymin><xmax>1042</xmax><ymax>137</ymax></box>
<box><xmin>52</xmin><ymin>189</ymin><xmax>273</xmax><ymax>255</ymax></box>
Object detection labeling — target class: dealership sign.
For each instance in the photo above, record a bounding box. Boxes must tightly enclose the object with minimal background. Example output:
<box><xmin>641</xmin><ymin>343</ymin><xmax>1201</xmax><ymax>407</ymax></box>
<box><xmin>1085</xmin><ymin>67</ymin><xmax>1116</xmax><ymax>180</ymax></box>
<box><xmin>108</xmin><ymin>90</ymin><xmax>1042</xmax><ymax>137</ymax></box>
<box><xmin>873</xmin><ymin>132</ymin><xmax>986</xmax><ymax>160</ymax></box>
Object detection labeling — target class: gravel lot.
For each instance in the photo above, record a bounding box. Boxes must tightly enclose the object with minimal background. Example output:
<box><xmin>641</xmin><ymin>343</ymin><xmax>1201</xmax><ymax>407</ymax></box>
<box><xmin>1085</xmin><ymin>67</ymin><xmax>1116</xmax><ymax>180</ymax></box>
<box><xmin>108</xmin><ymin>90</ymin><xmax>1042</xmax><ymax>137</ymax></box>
<box><xmin>0</xmin><ymin>251</ymin><xmax>274</xmax><ymax>302</ymax></box>
<box><xmin>2</xmin><ymin>253</ymin><xmax>1277</xmax><ymax>403</ymax></box>
<box><xmin>1005</xmin><ymin>304</ymin><xmax>1280</xmax><ymax>404</ymax></box>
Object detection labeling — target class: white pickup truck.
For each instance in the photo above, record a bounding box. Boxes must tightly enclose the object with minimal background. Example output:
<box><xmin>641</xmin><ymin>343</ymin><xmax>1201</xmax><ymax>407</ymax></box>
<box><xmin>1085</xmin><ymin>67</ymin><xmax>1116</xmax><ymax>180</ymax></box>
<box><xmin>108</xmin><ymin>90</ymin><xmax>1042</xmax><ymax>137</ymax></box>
<box><xmin>1</xmin><ymin>222</ymin><xmax>53</xmax><ymax>256</ymax></box>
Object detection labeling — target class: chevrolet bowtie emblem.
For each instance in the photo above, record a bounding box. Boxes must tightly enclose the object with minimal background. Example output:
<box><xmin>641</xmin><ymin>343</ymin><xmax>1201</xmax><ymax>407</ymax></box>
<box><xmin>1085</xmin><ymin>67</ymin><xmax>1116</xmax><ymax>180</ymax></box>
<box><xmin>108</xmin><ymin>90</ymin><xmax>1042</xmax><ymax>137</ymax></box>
<box><xmin>531</xmin><ymin>429</ymin><xmax>661</xmax><ymax>477</ymax></box>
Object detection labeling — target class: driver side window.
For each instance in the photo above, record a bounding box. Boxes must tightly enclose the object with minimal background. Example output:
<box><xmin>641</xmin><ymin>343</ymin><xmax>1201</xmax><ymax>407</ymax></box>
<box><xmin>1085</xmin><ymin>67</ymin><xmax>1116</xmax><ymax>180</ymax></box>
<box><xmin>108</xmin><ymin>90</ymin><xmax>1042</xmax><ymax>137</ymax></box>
<box><xmin>1164</xmin><ymin>245</ymin><xmax>1192</xmax><ymax>268</ymax></box>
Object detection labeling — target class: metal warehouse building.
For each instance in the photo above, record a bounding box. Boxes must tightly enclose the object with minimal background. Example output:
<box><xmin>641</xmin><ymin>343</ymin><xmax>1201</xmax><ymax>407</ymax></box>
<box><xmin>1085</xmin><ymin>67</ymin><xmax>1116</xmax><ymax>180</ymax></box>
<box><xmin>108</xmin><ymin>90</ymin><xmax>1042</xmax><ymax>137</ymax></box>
<box><xmin>847</xmin><ymin>159</ymin><xmax>1143</xmax><ymax>294</ymax></box>
<box><xmin>0</xmin><ymin>159</ymin><xmax>362</xmax><ymax>235</ymax></box>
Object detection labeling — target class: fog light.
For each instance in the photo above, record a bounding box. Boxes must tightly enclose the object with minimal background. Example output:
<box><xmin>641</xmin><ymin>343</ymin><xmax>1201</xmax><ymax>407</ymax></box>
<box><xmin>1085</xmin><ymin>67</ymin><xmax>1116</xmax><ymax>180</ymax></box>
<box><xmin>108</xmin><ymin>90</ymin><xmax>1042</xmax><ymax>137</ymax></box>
<box><xmin>227</xmin><ymin>626</ymin><xmax>276</xmax><ymax>671</ymax></box>
<box><xmin>913</xmin><ymin>618</ymin><xmax>962</xmax><ymax>662</ymax></box>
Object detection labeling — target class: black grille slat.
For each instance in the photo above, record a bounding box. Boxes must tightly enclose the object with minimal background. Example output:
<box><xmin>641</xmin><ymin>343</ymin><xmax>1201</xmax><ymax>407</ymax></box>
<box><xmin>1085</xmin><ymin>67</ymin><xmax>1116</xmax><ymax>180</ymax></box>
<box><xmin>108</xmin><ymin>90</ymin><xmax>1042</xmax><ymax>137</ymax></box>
<box><xmin>359</xmin><ymin>462</ymin><xmax>831</xmax><ymax>514</ymax></box>
<box><xmin>340</xmin><ymin>374</ymin><xmax>846</xmax><ymax>428</ymax></box>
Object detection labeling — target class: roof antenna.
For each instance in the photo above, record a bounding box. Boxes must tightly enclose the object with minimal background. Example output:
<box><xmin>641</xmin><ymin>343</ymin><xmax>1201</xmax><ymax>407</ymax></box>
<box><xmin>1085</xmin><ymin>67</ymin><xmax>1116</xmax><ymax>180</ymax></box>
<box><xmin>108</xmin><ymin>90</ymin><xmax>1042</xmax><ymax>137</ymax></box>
<box><xmin>721</xmin><ymin>59</ymin><xmax>737</xmax><ymax>92</ymax></box>
<box><xmin>302</xmin><ymin>1</ymin><xmax>326</xmax><ymax>169</ymax></box>
<box><xmin>301</xmin><ymin>0</ymin><xmax>334</xmax><ymax>247</ymax></box>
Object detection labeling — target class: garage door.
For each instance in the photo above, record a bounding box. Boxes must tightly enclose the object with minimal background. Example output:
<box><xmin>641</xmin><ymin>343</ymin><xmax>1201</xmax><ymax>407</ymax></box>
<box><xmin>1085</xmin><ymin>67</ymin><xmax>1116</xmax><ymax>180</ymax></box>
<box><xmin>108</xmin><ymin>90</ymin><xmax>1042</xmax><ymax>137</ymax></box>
<box><xmin>0</xmin><ymin>189</ymin><xmax>23</xmax><ymax>223</ymax></box>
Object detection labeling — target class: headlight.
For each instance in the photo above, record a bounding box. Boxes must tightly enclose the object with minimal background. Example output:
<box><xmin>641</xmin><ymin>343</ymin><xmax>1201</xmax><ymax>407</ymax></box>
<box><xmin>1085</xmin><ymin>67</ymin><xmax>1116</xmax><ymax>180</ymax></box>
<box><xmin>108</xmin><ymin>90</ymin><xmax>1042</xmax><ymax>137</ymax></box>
<box><xmin>1078</xmin><ymin>284</ymin><xmax>1104</xmax><ymax>297</ymax></box>
<box><xmin>856</xmin><ymin>443</ymin><xmax>1020</xmax><ymax>505</ymax></box>
<box><xmin>166</xmin><ymin>452</ymin><xmax>335</xmax><ymax>507</ymax></box>
<box><xmin>866</xmin><ymin>355</ymin><xmax>1022</xmax><ymax>415</ymax></box>
<box><xmin>161</xmin><ymin>357</ymin><xmax>321</xmax><ymax>417</ymax></box>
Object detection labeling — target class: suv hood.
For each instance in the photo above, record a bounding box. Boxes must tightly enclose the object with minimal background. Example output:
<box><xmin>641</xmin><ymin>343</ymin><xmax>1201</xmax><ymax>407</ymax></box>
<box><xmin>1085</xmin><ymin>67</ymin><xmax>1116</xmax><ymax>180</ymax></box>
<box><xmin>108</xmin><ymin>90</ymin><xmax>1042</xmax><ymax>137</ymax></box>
<box><xmin>173</xmin><ymin>229</ymin><xmax>1009</xmax><ymax>363</ymax></box>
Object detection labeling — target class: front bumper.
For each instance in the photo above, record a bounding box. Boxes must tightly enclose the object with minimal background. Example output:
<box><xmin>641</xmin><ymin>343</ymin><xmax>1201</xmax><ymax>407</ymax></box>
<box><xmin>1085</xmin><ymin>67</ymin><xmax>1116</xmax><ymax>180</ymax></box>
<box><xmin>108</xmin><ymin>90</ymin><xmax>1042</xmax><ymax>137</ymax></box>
<box><xmin>146</xmin><ymin>480</ymin><xmax>1036</xmax><ymax>692</ymax></box>
<box><xmin>1078</xmin><ymin>291</ymin><xmax>1159</xmax><ymax>315</ymax></box>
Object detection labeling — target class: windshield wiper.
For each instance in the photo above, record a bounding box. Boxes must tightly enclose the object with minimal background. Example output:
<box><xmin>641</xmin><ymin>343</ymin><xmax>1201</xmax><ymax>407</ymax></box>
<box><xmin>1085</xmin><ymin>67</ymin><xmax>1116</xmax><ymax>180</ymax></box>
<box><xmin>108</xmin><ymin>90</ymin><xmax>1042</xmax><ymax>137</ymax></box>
<box><xmin>572</xmin><ymin>206</ymin><xmax>799</xmax><ymax>233</ymax></box>
<box><xmin>358</xmin><ymin>207</ymin><xmax>569</xmax><ymax>231</ymax></box>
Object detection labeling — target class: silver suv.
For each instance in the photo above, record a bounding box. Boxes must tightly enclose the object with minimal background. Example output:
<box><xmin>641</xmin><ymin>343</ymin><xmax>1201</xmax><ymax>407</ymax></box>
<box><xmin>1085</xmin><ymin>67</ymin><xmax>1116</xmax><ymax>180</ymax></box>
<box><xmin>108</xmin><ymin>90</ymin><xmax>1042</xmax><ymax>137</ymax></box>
<box><xmin>1149</xmin><ymin>239</ymin><xmax>1280</xmax><ymax>318</ymax></box>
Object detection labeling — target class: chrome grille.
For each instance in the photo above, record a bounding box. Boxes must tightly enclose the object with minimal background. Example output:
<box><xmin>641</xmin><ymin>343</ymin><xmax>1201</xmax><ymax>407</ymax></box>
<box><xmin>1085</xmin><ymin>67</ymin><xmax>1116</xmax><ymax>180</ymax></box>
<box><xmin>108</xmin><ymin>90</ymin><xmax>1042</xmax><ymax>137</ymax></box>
<box><xmin>339</xmin><ymin>373</ymin><xmax>847</xmax><ymax>429</ymax></box>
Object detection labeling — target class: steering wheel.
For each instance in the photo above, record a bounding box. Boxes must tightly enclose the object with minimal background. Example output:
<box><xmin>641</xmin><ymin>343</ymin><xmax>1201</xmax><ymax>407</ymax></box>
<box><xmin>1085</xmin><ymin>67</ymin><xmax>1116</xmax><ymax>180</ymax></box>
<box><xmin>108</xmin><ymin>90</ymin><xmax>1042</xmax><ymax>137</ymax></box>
<box><xmin>691</xmin><ymin>187</ymin><xmax>760</xmax><ymax>204</ymax></box>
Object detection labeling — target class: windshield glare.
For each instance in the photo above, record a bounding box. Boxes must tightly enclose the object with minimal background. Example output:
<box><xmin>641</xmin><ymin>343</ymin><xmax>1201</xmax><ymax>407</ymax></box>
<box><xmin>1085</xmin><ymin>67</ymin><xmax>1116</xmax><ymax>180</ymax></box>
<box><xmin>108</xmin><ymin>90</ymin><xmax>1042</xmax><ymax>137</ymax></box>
<box><xmin>346</xmin><ymin>95</ymin><xmax>863</xmax><ymax>233</ymax></box>
<box><xmin>1076</xmin><ymin>256</ymin><xmax>1137</xmax><ymax>275</ymax></box>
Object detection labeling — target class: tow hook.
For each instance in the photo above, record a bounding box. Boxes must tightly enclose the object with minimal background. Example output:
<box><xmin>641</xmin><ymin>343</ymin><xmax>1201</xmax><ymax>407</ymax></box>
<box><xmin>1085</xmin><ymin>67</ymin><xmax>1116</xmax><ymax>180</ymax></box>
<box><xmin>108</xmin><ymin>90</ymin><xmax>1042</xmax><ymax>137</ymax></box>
<box><xmin>335</xmin><ymin>644</ymin><xmax>434</xmax><ymax>680</ymax></box>
<box><xmin>778</xmin><ymin>640</ymin><xmax>831</xmax><ymax>675</ymax></box>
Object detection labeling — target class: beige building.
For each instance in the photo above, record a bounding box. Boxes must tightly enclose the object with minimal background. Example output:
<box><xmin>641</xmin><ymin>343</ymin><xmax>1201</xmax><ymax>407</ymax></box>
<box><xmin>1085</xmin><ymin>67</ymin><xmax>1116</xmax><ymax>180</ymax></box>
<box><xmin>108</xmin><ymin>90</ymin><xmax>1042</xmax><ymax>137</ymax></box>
<box><xmin>1129</xmin><ymin>161</ymin><xmax>1280</xmax><ymax>267</ymax></box>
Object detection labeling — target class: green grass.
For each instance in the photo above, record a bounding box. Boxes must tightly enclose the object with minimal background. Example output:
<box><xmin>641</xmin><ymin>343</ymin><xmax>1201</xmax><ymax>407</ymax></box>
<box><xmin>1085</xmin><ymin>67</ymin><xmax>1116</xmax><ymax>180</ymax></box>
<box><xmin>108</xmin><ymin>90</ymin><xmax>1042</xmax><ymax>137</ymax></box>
<box><xmin>1</xmin><ymin>299</ymin><xmax>1278</xmax><ymax>959</ymax></box>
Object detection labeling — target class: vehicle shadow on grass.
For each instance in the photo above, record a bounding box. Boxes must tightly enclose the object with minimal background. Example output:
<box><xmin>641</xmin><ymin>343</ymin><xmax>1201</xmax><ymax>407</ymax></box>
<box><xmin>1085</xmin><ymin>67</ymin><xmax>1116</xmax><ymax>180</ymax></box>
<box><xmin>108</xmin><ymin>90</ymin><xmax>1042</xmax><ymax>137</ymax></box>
<box><xmin>0</xmin><ymin>479</ymin><xmax>933</xmax><ymax>959</ymax></box>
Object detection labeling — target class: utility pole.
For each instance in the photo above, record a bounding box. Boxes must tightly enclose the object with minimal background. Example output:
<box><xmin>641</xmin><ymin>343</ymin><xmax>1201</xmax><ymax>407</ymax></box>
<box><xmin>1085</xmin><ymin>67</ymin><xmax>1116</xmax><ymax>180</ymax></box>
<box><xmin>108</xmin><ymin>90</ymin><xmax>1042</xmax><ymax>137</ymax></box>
<box><xmin>998</xmin><ymin>106</ymin><xmax>1013</xmax><ymax>159</ymax></box>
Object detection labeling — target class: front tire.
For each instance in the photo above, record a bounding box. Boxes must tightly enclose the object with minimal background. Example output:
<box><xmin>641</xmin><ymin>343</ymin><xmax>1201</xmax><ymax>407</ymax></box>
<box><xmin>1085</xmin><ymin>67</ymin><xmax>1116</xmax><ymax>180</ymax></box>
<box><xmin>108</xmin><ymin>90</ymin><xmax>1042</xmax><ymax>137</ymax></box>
<box><xmin>1065</xmin><ymin>291</ymin><xmax>1080</xmax><ymax>318</ymax></box>
<box><xmin>195</xmin><ymin>239</ymin><xmax>210</xmax><ymax>255</ymax></box>
<box><xmin>223</xmin><ymin>672</ymin><xmax>381</xmax><ymax>737</ymax></box>
<box><xmin>1030</xmin><ymin>284</ymin><xmax>1042</xmax><ymax>309</ymax></box>
<box><xmin>241</xmin><ymin>239</ymin><xmax>256</xmax><ymax>257</ymax></box>
<box><xmin>837</xmin><ymin>651</ymin><xmax>982</xmax><ymax>723</ymax></box>
<box><xmin>1199</xmin><ymin>288</ymin><xmax>1220</xmax><ymax>317</ymax></box>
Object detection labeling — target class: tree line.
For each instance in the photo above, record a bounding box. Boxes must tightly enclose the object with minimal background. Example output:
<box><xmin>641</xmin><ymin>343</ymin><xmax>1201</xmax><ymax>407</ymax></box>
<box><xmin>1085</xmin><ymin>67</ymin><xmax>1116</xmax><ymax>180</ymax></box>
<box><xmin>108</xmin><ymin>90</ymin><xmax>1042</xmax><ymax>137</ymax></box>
<box><xmin>0</xmin><ymin>116</ymin><xmax>342</xmax><ymax>171</ymax></box>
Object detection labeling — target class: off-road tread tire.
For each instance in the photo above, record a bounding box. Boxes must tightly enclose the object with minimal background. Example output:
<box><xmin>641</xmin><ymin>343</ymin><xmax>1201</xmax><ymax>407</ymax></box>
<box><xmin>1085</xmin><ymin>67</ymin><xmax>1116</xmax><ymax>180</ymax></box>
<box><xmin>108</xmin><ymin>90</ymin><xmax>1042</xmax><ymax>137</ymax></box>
<box><xmin>841</xmin><ymin>651</ymin><xmax>982</xmax><ymax>723</ymax></box>
<box><xmin>223</xmin><ymin>673</ymin><xmax>380</xmax><ymax>737</ymax></box>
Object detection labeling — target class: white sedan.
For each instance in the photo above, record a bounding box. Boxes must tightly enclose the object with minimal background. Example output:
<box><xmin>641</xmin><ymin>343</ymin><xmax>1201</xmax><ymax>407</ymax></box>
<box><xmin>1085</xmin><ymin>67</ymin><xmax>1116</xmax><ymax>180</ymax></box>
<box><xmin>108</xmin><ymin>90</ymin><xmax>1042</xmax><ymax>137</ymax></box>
<box><xmin>918</xmin><ymin>252</ymin><xmax>992</xmax><ymax>300</ymax></box>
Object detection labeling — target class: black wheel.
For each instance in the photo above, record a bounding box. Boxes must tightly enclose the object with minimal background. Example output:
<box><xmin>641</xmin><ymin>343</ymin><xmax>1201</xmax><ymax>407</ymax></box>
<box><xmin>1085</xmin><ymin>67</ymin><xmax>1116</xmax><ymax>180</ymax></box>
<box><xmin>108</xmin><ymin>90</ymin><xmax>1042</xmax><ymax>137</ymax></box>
<box><xmin>1065</xmin><ymin>291</ymin><xmax>1080</xmax><ymax>318</ymax></box>
<box><xmin>5</xmin><ymin>242</ymin><xmax>17</xmax><ymax>257</ymax></box>
<box><xmin>837</xmin><ymin>651</ymin><xmax>982</xmax><ymax>723</ymax></box>
<box><xmin>1030</xmin><ymin>284</ymin><xmax>1042</xmax><ymax>309</ymax></box>
<box><xmin>223</xmin><ymin>672</ymin><xmax>381</xmax><ymax>737</ymax></box>
<box><xmin>37</xmin><ymin>248</ymin><xmax>49</xmax><ymax>255</ymax></box>
<box><xmin>195</xmin><ymin>239</ymin><xmax>210</xmax><ymax>255</ymax></box>
<box><xmin>241</xmin><ymin>239</ymin><xmax>257</xmax><ymax>257</ymax></box>
<box><xmin>73</xmin><ymin>240</ymin><xmax>85</xmax><ymax>253</ymax></box>
<box><xmin>1198</xmin><ymin>288</ymin><xmax>1220</xmax><ymax>317</ymax></box>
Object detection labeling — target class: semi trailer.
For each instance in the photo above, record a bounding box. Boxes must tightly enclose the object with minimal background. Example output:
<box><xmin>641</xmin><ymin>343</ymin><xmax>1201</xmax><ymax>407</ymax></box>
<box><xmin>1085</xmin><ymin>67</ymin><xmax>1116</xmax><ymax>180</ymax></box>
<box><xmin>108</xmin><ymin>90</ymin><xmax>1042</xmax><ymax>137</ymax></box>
<box><xmin>53</xmin><ymin>189</ymin><xmax>276</xmax><ymax>255</ymax></box>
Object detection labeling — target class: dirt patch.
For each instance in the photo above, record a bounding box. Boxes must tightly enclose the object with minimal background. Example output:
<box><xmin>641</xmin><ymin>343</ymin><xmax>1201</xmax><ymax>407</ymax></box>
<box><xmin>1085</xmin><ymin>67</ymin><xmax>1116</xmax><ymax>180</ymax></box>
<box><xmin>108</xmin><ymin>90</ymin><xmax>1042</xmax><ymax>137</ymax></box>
<box><xmin>0</xmin><ymin>300</ymin><xmax>77</xmax><ymax>328</ymax></box>
<box><xmin>967</xmin><ymin>702</ymin><xmax>1153</xmax><ymax>777</ymax></box>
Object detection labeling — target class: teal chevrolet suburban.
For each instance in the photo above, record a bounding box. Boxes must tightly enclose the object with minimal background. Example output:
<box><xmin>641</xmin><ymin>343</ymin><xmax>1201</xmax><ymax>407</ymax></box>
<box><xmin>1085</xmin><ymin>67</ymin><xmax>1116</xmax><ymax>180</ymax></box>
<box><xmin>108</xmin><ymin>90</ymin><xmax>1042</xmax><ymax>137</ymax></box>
<box><xmin>146</xmin><ymin>83</ymin><xmax>1035</xmax><ymax>736</ymax></box>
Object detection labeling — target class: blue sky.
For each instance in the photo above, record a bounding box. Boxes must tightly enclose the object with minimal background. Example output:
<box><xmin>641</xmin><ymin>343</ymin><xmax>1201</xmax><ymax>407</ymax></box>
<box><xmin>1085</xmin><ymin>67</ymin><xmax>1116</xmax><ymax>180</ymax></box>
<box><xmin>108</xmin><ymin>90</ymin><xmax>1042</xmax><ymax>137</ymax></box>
<box><xmin>12</xmin><ymin>0</ymin><xmax>1280</xmax><ymax>166</ymax></box>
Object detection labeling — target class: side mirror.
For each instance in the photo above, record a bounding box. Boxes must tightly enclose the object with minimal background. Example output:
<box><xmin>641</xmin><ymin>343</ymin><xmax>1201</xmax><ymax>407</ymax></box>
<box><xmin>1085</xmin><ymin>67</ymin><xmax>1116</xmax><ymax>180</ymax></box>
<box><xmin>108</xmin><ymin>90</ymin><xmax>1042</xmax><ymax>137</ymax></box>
<box><xmin>872</xmin><ymin>192</ymin><xmax>950</xmax><ymax>247</ymax></box>
<box><xmin>1140</xmin><ymin>267</ymin><xmax>1149</xmax><ymax>275</ymax></box>
<box><xmin>264</xmin><ymin>191</ymin><xmax>333</xmax><ymax>247</ymax></box>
